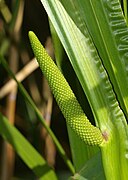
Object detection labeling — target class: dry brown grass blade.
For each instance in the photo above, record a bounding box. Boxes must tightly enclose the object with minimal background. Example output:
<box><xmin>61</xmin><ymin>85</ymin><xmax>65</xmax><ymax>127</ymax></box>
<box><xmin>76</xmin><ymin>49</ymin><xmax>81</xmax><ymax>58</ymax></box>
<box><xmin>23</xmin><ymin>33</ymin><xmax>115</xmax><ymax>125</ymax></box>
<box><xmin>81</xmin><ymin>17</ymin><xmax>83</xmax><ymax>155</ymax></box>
<box><xmin>0</xmin><ymin>58</ymin><xmax>39</xmax><ymax>99</ymax></box>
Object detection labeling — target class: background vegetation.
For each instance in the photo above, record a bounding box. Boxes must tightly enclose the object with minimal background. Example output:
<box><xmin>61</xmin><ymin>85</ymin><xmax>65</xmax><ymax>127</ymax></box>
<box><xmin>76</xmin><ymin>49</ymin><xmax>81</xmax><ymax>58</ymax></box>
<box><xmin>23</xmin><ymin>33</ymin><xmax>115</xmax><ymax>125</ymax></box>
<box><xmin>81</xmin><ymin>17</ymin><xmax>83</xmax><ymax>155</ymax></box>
<box><xmin>0</xmin><ymin>0</ymin><xmax>72</xmax><ymax>179</ymax></box>
<box><xmin>0</xmin><ymin>0</ymin><xmax>128</xmax><ymax>179</ymax></box>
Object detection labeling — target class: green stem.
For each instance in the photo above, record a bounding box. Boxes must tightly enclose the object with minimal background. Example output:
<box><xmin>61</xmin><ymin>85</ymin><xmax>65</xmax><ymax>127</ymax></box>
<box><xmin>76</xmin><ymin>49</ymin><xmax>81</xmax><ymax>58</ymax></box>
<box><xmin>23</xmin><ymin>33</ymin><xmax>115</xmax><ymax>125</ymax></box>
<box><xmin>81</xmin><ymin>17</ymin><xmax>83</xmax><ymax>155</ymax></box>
<box><xmin>0</xmin><ymin>54</ymin><xmax>75</xmax><ymax>175</ymax></box>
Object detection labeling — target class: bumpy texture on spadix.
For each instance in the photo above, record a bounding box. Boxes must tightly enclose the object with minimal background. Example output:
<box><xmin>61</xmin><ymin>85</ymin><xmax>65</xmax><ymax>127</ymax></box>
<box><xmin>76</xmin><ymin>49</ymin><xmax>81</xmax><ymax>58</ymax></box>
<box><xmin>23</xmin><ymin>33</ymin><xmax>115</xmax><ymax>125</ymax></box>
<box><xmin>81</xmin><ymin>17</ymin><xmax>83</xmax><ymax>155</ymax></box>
<box><xmin>29</xmin><ymin>31</ymin><xmax>104</xmax><ymax>146</ymax></box>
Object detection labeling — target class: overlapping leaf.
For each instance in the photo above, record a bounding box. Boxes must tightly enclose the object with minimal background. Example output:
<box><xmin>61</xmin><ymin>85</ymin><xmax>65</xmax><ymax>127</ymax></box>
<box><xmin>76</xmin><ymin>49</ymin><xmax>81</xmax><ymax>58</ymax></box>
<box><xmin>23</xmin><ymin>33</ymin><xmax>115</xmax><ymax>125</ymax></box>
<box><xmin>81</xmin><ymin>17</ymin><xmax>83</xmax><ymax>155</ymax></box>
<box><xmin>40</xmin><ymin>0</ymin><xmax>128</xmax><ymax>179</ymax></box>
<box><xmin>0</xmin><ymin>113</ymin><xmax>57</xmax><ymax>180</ymax></box>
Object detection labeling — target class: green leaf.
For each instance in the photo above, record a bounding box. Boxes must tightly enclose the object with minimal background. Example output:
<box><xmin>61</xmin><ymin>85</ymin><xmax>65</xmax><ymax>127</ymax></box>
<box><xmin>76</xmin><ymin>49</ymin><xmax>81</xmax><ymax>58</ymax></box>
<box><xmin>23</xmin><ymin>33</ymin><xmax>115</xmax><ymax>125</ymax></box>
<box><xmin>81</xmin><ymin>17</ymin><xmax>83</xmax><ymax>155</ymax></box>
<box><xmin>0</xmin><ymin>112</ymin><xmax>57</xmax><ymax>180</ymax></box>
<box><xmin>40</xmin><ymin>0</ymin><xmax>128</xmax><ymax>179</ymax></box>
<box><xmin>60</xmin><ymin>0</ymin><xmax>128</xmax><ymax>118</ymax></box>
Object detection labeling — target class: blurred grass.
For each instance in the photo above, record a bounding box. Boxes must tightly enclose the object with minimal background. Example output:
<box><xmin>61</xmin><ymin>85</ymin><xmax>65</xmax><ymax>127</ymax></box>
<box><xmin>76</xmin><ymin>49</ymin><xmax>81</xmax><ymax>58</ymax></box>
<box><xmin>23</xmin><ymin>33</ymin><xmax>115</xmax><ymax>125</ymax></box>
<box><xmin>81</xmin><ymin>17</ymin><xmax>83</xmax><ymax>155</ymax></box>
<box><xmin>0</xmin><ymin>0</ymin><xmax>73</xmax><ymax>178</ymax></box>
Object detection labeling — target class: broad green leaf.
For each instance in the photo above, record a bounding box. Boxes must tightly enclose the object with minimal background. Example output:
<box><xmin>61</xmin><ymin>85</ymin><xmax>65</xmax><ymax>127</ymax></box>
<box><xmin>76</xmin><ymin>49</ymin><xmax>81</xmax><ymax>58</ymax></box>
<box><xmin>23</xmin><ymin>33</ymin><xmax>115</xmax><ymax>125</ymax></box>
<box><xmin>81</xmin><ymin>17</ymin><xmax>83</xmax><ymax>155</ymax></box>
<box><xmin>40</xmin><ymin>0</ymin><xmax>128</xmax><ymax>179</ymax></box>
<box><xmin>60</xmin><ymin>0</ymin><xmax>128</xmax><ymax>118</ymax></box>
<box><xmin>0</xmin><ymin>113</ymin><xmax>57</xmax><ymax>180</ymax></box>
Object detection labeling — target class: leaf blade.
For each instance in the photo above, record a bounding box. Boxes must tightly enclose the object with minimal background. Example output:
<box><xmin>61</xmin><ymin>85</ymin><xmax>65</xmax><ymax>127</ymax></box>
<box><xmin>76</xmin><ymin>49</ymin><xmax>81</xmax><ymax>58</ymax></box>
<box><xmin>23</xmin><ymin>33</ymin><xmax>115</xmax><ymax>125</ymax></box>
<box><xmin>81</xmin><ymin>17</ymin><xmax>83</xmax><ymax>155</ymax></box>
<box><xmin>0</xmin><ymin>113</ymin><xmax>57</xmax><ymax>180</ymax></box>
<box><xmin>40</xmin><ymin>0</ymin><xmax>128</xmax><ymax>178</ymax></box>
<box><xmin>60</xmin><ymin>0</ymin><xmax>128</xmax><ymax>118</ymax></box>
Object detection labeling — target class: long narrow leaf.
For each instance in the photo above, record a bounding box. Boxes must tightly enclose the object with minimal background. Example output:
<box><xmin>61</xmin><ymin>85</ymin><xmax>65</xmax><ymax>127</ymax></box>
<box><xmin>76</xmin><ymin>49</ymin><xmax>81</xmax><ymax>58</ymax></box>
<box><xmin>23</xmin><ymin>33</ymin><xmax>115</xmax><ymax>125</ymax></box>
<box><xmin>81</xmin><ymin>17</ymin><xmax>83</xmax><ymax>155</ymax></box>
<box><xmin>60</xmin><ymin>0</ymin><xmax>128</xmax><ymax>118</ymax></box>
<box><xmin>40</xmin><ymin>0</ymin><xmax>128</xmax><ymax>179</ymax></box>
<box><xmin>0</xmin><ymin>113</ymin><xmax>57</xmax><ymax>180</ymax></box>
